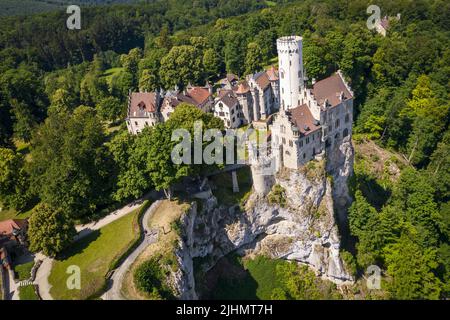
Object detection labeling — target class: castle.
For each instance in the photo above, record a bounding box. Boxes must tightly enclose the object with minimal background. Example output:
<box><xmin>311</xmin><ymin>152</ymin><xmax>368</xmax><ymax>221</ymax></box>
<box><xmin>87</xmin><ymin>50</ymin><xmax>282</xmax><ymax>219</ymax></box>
<box><xmin>251</xmin><ymin>36</ymin><xmax>354</xmax><ymax>194</ymax></box>
<box><xmin>125</xmin><ymin>35</ymin><xmax>354</xmax><ymax>190</ymax></box>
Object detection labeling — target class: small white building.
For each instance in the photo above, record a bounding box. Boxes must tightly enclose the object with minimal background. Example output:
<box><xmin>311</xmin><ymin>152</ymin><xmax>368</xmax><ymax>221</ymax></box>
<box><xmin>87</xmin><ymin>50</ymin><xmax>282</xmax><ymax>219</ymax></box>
<box><xmin>126</xmin><ymin>92</ymin><xmax>161</xmax><ymax>134</ymax></box>
<box><xmin>213</xmin><ymin>90</ymin><xmax>242</xmax><ymax>128</ymax></box>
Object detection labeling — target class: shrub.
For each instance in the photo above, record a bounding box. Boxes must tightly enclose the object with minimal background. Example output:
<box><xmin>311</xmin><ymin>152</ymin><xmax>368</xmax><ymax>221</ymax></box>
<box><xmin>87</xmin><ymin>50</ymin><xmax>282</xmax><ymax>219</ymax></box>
<box><xmin>340</xmin><ymin>250</ymin><xmax>357</xmax><ymax>277</ymax></box>
<box><xmin>268</xmin><ymin>185</ymin><xmax>286</xmax><ymax>208</ymax></box>
<box><xmin>134</xmin><ymin>257</ymin><xmax>173</xmax><ymax>299</ymax></box>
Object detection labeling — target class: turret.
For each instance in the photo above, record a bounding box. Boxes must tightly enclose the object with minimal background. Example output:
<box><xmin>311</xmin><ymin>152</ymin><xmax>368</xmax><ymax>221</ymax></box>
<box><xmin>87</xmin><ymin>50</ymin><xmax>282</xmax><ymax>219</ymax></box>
<box><xmin>277</xmin><ymin>36</ymin><xmax>305</xmax><ymax>111</ymax></box>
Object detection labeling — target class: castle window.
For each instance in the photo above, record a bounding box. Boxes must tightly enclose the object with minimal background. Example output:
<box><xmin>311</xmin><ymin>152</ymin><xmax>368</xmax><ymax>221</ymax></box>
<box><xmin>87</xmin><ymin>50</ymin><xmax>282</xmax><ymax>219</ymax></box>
<box><xmin>306</xmin><ymin>137</ymin><xmax>310</xmax><ymax>144</ymax></box>
<box><xmin>299</xmin><ymin>140</ymin><xmax>303</xmax><ymax>147</ymax></box>
<box><xmin>303</xmin><ymin>153</ymin><xmax>306</xmax><ymax>159</ymax></box>
<box><xmin>313</xmin><ymin>148</ymin><xmax>316</xmax><ymax>155</ymax></box>
<box><xmin>345</xmin><ymin>114</ymin><xmax>350</xmax><ymax>123</ymax></box>
<box><xmin>335</xmin><ymin>119</ymin><xmax>340</xmax><ymax>128</ymax></box>
<box><xmin>282</xmin><ymin>137</ymin><xmax>286</xmax><ymax>144</ymax></box>
<box><xmin>285</xmin><ymin>150</ymin><xmax>290</xmax><ymax>155</ymax></box>
<box><xmin>289</xmin><ymin>140</ymin><xmax>293</xmax><ymax>147</ymax></box>
<box><xmin>135</xmin><ymin>121</ymin><xmax>138</xmax><ymax>126</ymax></box>
<box><xmin>281</xmin><ymin>125</ymin><xmax>286</xmax><ymax>134</ymax></box>
<box><xmin>335</xmin><ymin>132</ymin><xmax>340</xmax><ymax>140</ymax></box>
<box><xmin>343</xmin><ymin>128</ymin><xmax>349</xmax><ymax>137</ymax></box>
<box><xmin>298</xmin><ymin>71</ymin><xmax>301</xmax><ymax>78</ymax></box>
<box><xmin>281</xmin><ymin>71</ymin><xmax>284</xmax><ymax>79</ymax></box>
<box><xmin>145</xmin><ymin>121</ymin><xmax>149</xmax><ymax>126</ymax></box>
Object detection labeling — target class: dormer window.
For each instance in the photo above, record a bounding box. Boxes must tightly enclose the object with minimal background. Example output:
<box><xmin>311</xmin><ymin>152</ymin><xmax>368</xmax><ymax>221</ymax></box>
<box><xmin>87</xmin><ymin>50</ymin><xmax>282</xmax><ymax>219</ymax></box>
<box><xmin>138</xmin><ymin>101</ymin><xmax>146</xmax><ymax>110</ymax></box>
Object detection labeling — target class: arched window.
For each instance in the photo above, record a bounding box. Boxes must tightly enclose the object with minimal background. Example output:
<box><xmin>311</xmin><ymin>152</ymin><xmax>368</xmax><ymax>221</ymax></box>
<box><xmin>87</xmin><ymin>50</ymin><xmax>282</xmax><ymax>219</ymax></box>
<box><xmin>343</xmin><ymin>128</ymin><xmax>349</xmax><ymax>137</ymax></box>
<box><xmin>335</xmin><ymin>132</ymin><xmax>340</xmax><ymax>140</ymax></box>
<box><xmin>345</xmin><ymin>114</ymin><xmax>350</xmax><ymax>123</ymax></box>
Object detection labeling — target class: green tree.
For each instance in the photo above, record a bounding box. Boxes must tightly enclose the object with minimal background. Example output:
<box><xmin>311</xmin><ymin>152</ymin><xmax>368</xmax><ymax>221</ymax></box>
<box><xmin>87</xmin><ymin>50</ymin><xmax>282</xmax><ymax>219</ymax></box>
<box><xmin>244</xmin><ymin>42</ymin><xmax>264</xmax><ymax>75</ymax></box>
<box><xmin>138</xmin><ymin>48</ymin><xmax>167</xmax><ymax>91</ymax></box>
<box><xmin>0</xmin><ymin>148</ymin><xmax>30</xmax><ymax>211</ymax></box>
<box><xmin>107</xmin><ymin>129</ymin><xmax>151</xmax><ymax>202</ymax></box>
<box><xmin>28</xmin><ymin>203</ymin><xmax>76</xmax><ymax>257</ymax></box>
<box><xmin>224</xmin><ymin>32</ymin><xmax>246</xmax><ymax>76</ymax></box>
<box><xmin>159</xmin><ymin>45</ymin><xmax>203</xmax><ymax>89</ymax></box>
<box><xmin>203</xmin><ymin>48</ymin><xmax>221</xmax><ymax>79</ymax></box>
<box><xmin>29</xmin><ymin>106</ymin><xmax>114</xmax><ymax>218</ymax></box>
<box><xmin>384</xmin><ymin>230</ymin><xmax>442</xmax><ymax>300</ymax></box>
<box><xmin>96</xmin><ymin>96</ymin><xmax>124</xmax><ymax>123</ymax></box>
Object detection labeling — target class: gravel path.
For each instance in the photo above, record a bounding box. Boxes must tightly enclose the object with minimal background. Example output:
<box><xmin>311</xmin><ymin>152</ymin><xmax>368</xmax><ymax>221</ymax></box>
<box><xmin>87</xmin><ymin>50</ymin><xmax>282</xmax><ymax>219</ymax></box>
<box><xmin>101</xmin><ymin>200</ymin><xmax>162</xmax><ymax>300</ymax></box>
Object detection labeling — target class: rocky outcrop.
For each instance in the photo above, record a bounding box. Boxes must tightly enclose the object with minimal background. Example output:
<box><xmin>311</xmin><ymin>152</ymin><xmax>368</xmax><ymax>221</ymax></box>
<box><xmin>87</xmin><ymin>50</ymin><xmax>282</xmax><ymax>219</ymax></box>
<box><xmin>173</xmin><ymin>138</ymin><xmax>355</xmax><ymax>298</ymax></box>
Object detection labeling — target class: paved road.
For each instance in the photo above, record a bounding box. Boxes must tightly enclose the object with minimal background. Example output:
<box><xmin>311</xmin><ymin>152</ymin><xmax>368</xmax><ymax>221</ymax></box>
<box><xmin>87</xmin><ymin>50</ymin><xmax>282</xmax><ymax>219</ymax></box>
<box><xmin>101</xmin><ymin>200</ymin><xmax>162</xmax><ymax>300</ymax></box>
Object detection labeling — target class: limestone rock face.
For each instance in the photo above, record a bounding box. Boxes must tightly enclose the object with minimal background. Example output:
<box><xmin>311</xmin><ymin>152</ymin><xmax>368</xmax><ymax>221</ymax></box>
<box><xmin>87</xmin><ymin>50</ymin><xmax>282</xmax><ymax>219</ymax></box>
<box><xmin>173</xmin><ymin>138</ymin><xmax>355</xmax><ymax>298</ymax></box>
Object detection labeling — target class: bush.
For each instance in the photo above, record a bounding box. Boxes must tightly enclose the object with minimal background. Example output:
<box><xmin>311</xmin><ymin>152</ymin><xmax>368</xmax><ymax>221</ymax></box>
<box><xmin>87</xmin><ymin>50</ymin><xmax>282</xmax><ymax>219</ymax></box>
<box><xmin>267</xmin><ymin>185</ymin><xmax>286</xmax><ymax>208</ymax></box>
<box><xmin>340</xmin><ymin>250</ymin><xmax>357</xmax><ymax>277</ymax></box>
<box><xmin>134</xmin><ymin>257</ymin><xmax>173</xmax><ymax>299</ymax></box>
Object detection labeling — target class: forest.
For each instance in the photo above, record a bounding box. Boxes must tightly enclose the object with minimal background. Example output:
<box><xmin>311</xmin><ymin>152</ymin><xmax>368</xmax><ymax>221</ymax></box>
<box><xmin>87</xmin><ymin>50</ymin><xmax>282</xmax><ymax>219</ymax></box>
<box><xmin>0</xmin><ymin>0</ymin><xmax>448</xmax><ymax>299</ymax></box>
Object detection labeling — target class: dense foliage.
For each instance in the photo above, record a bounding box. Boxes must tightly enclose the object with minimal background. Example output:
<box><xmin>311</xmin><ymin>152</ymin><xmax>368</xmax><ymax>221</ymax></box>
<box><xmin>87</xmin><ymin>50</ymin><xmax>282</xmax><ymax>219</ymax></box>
<box><xmin>0</xmin><ymin>0</ymin><xmax>448</xmax><ymax>299</ymax></box>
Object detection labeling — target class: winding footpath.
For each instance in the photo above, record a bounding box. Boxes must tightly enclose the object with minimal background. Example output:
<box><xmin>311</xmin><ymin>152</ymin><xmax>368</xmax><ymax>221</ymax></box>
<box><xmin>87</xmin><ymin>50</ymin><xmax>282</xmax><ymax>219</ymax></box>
<box><xmin>32</xmin><ymin>196</ymin><xmax>154</xmax><ymax>300</ymax></box>
<box><xmin>101</xmin><ymin>200</ymin><xmax>162</xmax><ymax>300</ymax></box>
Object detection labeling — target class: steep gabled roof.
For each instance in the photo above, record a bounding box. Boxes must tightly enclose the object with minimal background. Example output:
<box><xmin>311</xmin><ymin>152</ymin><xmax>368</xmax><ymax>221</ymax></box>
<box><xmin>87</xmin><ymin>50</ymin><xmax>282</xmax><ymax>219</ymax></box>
<box><xmin>185</xmin><ymin>87</ymin><xmax>211</xmax><ymax>105</ymax></box>
<box><xmin>234</xmin><ymin>81</ymin><xmax>250</xmax><ymax>94</ymax></box>
<box><xmin>252</xmin><ymin>71</ymin><xmax>271</xmax><ymax>89</ymax></box>
<box><xmin>311</xmin><ymin>73</ymin><xmax>353</xmax><ymax>107</ymax></box>
<box><xmin>217</xmin><ymin>90</ymin><xmax>238</xmax><ymax>108</ymax></box>
<box><xmin>129</xmin><ymin>92</ymin><xmax>159</xmax><ymax>117</ymax></box>
<box><xmin>287</xmin><ymin>104</ymin><xmax>321</xmax><ymax>136</ymax></box>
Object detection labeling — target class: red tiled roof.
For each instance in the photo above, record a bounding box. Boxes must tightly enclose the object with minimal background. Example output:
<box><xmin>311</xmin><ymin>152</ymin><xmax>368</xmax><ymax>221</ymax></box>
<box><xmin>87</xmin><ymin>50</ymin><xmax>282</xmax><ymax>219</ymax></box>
<box><xmin>311</xmin><ymin>73</ymin><xmax>352</xmax><ymax>107</ymax></box>
<box><xmin>185</xmin><ymin>87</ymin><xmax>211</xmax><ymax>105</ymax></box>
<box><xmin>129</xmin><ymin>92</ymin><xmax>158</xmax><ymax>117</ymax></box>
<box><xmin>254</xmin><ymin>71</ymin><xmax>271</xmax><ymax>89</ymax></box>
<box><xmin>287</xmin><ymin>104</ymin><xmax>321</xmax><ymax>136</ymax></box>
<box><xmin>0</xmin><ymin>219</ymin><xmax>27</xmax><ymax>237</ymax></box>
<box><xmin>235</xmin><ymin>81</ymin><xmax>250</xmax><ymax>94</ymax></box>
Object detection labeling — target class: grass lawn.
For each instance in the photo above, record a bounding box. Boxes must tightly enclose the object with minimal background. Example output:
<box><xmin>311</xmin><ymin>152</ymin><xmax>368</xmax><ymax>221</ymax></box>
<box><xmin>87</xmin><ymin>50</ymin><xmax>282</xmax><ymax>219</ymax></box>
<box><xmin>48</xmin><ymin>204</ymin><xmax>144</xmax><ymax>300</ymax></box>
<box><xmin>102</xmin><ymin>67</ymin><xmax>124</xmax><ymax>86</ymax></box>
<box><xmin>19</xmin><ymin>285</ymin><xmax>39</xmax><ymax>300</ymax></box>
<box><xmin>210</xmin><ymin>166</ymin><xmax>253</xmax><ymax>207</ymax></box>
<box><xmin>0</xmin><ymin>203</ymin><xmax>34</xmax><ymax>221</ymax></box>
<box><xmin>15</xmin><ymin>261</ymin><xmax>34</xmax><ymax>281</ymax></box>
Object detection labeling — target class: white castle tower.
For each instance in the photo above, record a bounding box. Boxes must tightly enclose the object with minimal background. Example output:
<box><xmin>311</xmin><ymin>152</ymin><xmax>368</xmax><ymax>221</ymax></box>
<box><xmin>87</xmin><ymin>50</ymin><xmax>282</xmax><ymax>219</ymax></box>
<box><xmin>276</xmin><ymin>36</ymin><xmax>305</xmax><ymax>110</ymax></box>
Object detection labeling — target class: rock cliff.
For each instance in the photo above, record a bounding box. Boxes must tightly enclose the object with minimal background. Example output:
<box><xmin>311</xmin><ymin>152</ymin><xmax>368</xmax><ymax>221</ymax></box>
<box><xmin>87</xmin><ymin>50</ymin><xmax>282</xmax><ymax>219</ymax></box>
<box><xmin>173</xmin><ymin>137</ymin><xmax>355</xmax><ymax>298</ymax></box>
